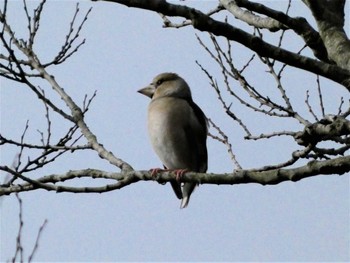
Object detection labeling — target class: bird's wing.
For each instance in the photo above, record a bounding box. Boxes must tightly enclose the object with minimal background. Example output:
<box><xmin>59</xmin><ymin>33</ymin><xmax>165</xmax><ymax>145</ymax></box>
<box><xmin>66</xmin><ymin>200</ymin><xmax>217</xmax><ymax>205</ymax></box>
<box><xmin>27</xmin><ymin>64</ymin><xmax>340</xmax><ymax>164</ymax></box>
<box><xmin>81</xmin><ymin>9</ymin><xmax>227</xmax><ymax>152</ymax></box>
<box><xmin>186</xmin><ymin>99</ymin><xmax>208</xmax><ymax>173</ymax></box>
<box><xmin>180</xmin><ymin>99</ymin><xmax>208</xmax><ymax>209</ymax></box>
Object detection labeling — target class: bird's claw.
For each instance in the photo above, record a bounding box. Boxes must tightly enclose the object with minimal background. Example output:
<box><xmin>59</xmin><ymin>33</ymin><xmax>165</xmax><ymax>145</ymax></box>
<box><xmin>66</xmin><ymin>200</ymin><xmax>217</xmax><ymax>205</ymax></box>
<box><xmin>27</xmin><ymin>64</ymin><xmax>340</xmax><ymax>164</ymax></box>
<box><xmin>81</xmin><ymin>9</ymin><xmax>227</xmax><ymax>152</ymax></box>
<box><xmin>149</xmin><ymin>168</ymin><xmax>188</xmax><ymax>182</ymax></box>
<box><xmin>150</xmin><ymin>168</ymin><xmax>162</xmax><ymax>177</ymax></box>
<box><xmin>149</xmin><ymin>168</ymin><xmax>170</xmax><ymax>178</ymax></box>
<box><xmin>174</xmin><ymin>169</ymin><xmax>188</xmax><ymax>182</ymax></box>
<box><xmin>149</xmin><ymin>168</ymin><xmax>170</xmax><ymax>185</ymax></box>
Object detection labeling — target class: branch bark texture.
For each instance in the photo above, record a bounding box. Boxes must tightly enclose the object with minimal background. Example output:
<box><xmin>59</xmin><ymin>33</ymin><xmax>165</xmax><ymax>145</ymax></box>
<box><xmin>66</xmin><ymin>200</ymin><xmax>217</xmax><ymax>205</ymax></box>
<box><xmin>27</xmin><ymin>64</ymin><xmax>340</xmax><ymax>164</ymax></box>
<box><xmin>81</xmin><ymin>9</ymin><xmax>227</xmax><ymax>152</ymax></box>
<box><xmin>95</xmin><ymin>0</ymin><xmax>350</xmax><ymax>89</ymax></box>
<box><xmin>1</xmin><ymin>155</ymin><xmax>349</xmax><ymax>196</ymax></box>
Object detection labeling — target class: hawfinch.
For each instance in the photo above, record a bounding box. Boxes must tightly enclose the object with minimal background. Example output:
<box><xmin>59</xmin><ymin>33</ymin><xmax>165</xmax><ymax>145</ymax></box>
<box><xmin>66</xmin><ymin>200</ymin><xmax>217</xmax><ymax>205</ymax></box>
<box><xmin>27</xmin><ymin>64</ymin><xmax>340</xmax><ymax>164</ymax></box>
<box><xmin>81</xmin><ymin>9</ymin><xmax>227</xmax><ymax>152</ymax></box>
<box><xmin>138</xmin><ymin>72</ymin><xmax>208</xmax><ymax>208</ymax></box>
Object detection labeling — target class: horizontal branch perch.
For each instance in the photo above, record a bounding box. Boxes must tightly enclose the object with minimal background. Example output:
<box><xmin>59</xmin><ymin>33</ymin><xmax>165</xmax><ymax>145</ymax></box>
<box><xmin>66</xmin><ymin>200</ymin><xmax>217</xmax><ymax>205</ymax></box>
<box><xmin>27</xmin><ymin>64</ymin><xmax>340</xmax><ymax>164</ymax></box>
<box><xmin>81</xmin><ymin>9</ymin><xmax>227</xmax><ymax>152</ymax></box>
<box><xmin>1</xmin><ymin>155</ymin><xmax>349</xmax><ymax>196</ymax></box>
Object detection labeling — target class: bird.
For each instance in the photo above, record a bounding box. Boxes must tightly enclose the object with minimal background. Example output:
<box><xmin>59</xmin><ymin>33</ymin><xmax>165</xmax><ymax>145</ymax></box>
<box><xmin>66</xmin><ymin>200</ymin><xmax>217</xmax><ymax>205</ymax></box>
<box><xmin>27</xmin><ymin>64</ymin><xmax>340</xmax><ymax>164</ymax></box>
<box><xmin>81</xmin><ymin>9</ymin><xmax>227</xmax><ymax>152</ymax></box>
<box><xmin>138</xmin><ymin>72</ymin><xmax>208</xmax><ymax>208</ymax></box>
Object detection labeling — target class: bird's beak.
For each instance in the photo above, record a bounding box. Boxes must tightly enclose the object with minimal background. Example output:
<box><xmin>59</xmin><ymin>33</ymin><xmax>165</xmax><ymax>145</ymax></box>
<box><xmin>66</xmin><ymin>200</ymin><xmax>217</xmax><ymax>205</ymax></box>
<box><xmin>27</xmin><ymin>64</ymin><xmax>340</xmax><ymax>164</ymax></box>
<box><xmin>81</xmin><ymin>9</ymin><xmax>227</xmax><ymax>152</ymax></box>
<box><xmin>137</xmin><ymin>85</ymin><xmax>155</xmax><ymax>99</ymax></box>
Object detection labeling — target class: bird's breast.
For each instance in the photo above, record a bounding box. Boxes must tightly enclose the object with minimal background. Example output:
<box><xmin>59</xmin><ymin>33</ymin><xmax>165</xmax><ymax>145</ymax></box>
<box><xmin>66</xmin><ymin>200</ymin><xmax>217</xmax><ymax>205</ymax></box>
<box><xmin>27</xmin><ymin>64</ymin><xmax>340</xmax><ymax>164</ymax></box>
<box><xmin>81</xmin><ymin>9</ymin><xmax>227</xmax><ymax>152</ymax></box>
<box><xmin>148</xmin><ymin>98</ymin><xmax>187</xmax><ymax>144</ymax></box>
<box><xmin>147</xmin><ymin>97</ymin><xmax>193</xmax><ymax>169</ymax></box>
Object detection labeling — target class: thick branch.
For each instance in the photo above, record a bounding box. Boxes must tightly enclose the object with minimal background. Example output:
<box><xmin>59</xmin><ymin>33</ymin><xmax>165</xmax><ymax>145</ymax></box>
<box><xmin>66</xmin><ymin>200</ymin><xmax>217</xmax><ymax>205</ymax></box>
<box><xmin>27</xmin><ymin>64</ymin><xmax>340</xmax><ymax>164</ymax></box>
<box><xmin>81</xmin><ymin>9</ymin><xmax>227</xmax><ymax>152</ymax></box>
<box><xmin>219</xmin><ymin>0</ymin><xmax>285</xmax><ymax>32</ymax></box>
<box><xmin>94</xmin><ymin>0</ymin><xmax>350</xmax><ymax>90</ymax></box>
<box><xmin>1</xmin><ymin>155</ymin><xmax>349</xmax><ymax>195</ymax></box>
<box><xmin>294</xmin><ymin>115</ymin><xmax>350</xmax><ymax>146</ymax></box>
<box><xmin>233</xmin><ymin>0</ymin><xmax>330</xmax><ymax>63</ymax></box>
<box><xmin>303</xmin><ymin>0</ymin><xmax>350</xmax><ymax>69</ymax></box>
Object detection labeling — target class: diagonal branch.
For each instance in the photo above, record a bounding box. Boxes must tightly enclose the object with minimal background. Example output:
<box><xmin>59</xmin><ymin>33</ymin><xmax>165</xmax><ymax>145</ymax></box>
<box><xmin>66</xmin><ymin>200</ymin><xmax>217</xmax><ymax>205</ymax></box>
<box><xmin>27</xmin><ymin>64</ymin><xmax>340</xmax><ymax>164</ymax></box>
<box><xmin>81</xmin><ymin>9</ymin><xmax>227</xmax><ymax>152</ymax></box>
<box><xmin>94</xmin><ymin>0</ymin><xmax>350</xmax><ymax>90</ymax></box>
<box><xmin>29</xmin><ymin>61</ymin><xmax>133</xmax><ymax>172</ymax></box>
<box><xmin>220</xmin><ymin>0</ymin><xmax>286</xmax><ymax>32</ymax></box>
<box><xmin>303</xmin><ymin>0</ymin><xmax>350</xmax><ymax>69</ymax></box>
<box><xmin>233</xmin><ymin>0</ymin><xmax>330</xmax><ymax>63</ymax></box>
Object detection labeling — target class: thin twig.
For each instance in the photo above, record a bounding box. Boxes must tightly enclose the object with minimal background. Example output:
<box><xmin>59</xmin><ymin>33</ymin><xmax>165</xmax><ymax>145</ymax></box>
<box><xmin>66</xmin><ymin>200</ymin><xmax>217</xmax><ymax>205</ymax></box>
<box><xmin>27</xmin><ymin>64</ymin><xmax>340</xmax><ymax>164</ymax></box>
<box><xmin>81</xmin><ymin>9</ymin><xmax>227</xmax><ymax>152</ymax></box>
<box><xmin>340</xmin><ymin>100</ymin><xmax>350</xmax><ymax>117</ymax></box>
<box><xmin>337</xmin><ymin>97</ymin><xmax>344</xmax><ymax>115</ymax></box>
<box><xmin>28</xmin><ymin>219</ymin><xmax>48</xmax><ymax>262</ymax></box>
<box><xmin>239</xmin><ymin>54</ymin><xmax>255</xmax><ymax>74</ymax></box>
<box><xmin>16</xmin><ymin>120</ymin><xmax>30</xmax><ymax>172</ymax></box>
<box><xmin>248</xmin><ymin>143</ymin><xmax>315</xmax><ymax>172</ymax></box>
<box><xmin>12</xmin><ymin>194</ymin><xmax>24</xmax><ymax>263</ymax></box>
<box><xmin>245</xmin><ymin>130</ymin><xmax>296</xmax><ymax>140</ymax></box>
<box><xmin>196</xmin><ymin>59</ymin><xmax>252</xmax><ymax>136</ymax></box>
<box><xmin>82</xmin><ymin>90</ymin><xmax>97</xmax><ymax>113</ymax></box>
<box><xmin>29</xmin><ymin>0</ymin><xmax>46</xmax><ymax>48</ymax></box>
<box><xmin>208</xmin><ymin>118</ymin><xmax>242</xmax><ymax>170</ymax></box>
<box><xmin>316</xmin><ymin>75</ymin><xmax>325</xmax><ymax>117</ymax></box>
<box><xmin>0</xmin><ymin>135</ymin><xmax>90</xmax><ymax>150</ymax></box>
<box><xmin>305</xmin><ymin>90</ymin><xmax>319</xmax><ymax>121</ymax></box>
<box><xmin>43</xmin><ymin>4</ymin><xmax>92</xmax><ymax>66</ymax></box>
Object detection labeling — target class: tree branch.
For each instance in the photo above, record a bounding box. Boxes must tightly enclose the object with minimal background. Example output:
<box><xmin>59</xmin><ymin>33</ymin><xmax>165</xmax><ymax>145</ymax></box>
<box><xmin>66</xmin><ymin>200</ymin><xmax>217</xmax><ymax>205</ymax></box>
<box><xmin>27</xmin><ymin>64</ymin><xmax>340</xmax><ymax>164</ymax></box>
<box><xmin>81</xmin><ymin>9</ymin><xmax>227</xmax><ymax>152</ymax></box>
<box><xmin>94</xmin><ymin>0</ymin><xmax>350</xmax><ymax>90</ymax></box>
<box><xmin>1</xmin><ymin>155</ymin><xmax>349</xmax><ymax>196</ymax></box>
<box><xmin>294</xmin><ymin>115</ymin><xmax>350</xmax><ymax>146</ymax></box>
<box><xmin>303</xmin><ymin>0</ymin><xmax>350</xmax><ymax>69</ymax></box>
<box><xmin>220</xmin><ymin>0</ymin><xmax>286</xmax><ymax>32</ymax></box>
<box><xmin>233</xmin><ymin>0</ymin><xmax>330</xmax><ymax>63</ymax></box>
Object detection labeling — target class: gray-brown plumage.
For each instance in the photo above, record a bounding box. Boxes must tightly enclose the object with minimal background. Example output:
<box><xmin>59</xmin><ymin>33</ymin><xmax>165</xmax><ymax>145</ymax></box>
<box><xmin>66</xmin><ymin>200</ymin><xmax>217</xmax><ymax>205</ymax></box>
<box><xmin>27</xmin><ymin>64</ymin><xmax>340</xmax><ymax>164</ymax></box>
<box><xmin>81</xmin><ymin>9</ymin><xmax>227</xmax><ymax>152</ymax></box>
<box><xmin>138</xmin><ymin>73</ymin><xmax>208</xmax><ymax>208</ymax></box>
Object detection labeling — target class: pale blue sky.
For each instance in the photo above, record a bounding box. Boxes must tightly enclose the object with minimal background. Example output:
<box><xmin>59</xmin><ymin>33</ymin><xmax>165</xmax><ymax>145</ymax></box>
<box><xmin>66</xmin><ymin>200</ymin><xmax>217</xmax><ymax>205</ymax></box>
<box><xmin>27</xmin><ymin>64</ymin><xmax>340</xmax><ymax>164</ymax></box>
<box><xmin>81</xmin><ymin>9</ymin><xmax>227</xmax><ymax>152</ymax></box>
<box><xmin>1</xmin><ymin>1</ymin><xmax>349</xmax><ymax>261</ymax></box>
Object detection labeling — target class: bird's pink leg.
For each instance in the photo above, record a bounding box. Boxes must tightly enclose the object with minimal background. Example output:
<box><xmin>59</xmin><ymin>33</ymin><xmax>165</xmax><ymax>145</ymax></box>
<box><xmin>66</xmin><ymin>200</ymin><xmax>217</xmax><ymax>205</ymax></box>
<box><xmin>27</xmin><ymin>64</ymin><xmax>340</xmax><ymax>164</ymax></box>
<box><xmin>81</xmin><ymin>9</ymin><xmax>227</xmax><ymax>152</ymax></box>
<box><xmin>150</xmin><ymin>168</ymin><xmax>170</xmax><ymax>177</ymax></box>
<box><xmin>150</xmin><ymin>168</ymin><xmax>188</xmax><ymax>181</ymax></box>
<box><xmin>174</xmin><ymin>169</ymin><xmax>188</xmax><ymax>181</ymax></box>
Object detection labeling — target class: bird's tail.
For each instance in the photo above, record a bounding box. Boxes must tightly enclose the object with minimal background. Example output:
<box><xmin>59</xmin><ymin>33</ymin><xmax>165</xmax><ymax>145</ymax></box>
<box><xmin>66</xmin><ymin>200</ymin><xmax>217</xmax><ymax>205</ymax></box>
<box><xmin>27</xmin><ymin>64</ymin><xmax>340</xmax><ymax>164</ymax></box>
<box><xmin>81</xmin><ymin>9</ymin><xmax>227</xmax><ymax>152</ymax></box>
<box><xmin>180</xmin><ymin>182</ymin><xmax>197</xmax><ymax>209</ymax></box>
<box><xmin>171</xmin><ymin>181</ymin><xmax>183</xmax><ymax>200</ymax></box>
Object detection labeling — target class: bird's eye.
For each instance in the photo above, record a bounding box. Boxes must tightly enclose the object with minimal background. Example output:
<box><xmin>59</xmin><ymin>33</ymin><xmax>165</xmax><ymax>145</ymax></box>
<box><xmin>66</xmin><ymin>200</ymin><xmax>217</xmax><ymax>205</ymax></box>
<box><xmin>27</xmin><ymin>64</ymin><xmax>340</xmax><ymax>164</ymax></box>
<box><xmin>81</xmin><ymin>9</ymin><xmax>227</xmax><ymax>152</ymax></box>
<box><xmin>156</xmin><ymin>79</ymin><xmax>163</xmax><ymax>86</ymax></box>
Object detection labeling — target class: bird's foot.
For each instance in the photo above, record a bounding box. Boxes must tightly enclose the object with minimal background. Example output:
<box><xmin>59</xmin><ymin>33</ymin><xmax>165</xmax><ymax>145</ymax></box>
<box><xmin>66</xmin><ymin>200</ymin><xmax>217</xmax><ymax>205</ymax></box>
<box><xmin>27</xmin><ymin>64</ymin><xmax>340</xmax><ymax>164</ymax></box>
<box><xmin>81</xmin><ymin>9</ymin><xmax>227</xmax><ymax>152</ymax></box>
<box><xmin>150</xmin><ymin>168</ymin><xmax>160</xmax><ymax>177</ymax></box>
<box><xmin>149</xmin><ymin>168</ymin><xmax>170</xmax><ymax>185</ymax></box>
<box><xmin>174</xmin><ymin>169</ymin><xmax>188</xmax><ymax>182</ymax></box>
<box><xmin>149</xmin><ymin>168</ymin><xmax>170</xmax><ymax>177</ymax></box>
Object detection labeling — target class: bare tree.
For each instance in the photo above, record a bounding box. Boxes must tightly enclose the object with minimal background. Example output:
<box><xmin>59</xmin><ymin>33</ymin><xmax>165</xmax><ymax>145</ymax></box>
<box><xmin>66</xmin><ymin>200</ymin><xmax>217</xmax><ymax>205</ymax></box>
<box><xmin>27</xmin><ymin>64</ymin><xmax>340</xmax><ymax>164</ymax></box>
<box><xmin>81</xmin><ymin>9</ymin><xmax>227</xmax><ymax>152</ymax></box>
<box><xmin>0</xmin><ymin>0</ymin><xmax>349</xmax><ymax>197</ymax></box>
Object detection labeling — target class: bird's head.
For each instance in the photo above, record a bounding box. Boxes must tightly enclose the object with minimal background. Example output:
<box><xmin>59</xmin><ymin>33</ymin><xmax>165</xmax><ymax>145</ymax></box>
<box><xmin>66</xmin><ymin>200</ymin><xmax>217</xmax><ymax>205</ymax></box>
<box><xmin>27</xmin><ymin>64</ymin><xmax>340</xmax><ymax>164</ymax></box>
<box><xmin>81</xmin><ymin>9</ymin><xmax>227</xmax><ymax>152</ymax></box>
<box><xmin>138</xmin><ymin>72</ymin><xmax>192</xmax><ymax>100</ymax></box>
